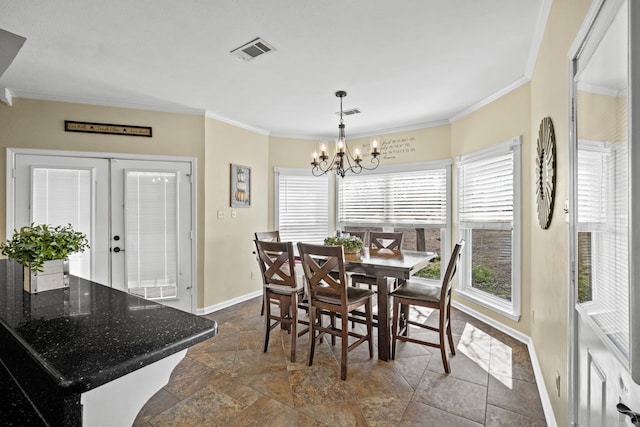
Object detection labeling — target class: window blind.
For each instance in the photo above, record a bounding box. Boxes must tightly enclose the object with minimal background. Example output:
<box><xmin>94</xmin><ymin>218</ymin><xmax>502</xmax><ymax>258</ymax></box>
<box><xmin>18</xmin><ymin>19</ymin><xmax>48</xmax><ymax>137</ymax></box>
<box><xmin>578</xmin><ymin>141</ymin><xmax>629</xmax><ymax>357</ymax></box>
<box><xmin>276</xmin><ymin>170</ymin><xmax>329</xmax><ymax>244</ymax></box>
<box><xmin>32</xmin><ymin>168</ymin><xmax>92</xmax><ymax>279</ymax></box>
<box><xmin>125</xmin><ymin>171</ymin><xmax>178</xmax><ymax>290</ymax></box>
<box><xmin>577</xmin><ymin>144</ymin><xmax>610</xmax><ymax>227</ymax></box>
<box><xmin>458</xmin><ymin>152</ymin><xmax>514</xmax><ymax>228</ymax></box>
<box><xmin>337</xmin><ymin>168</ymin><xmax>447</xmax><ymax>227</ymax></box>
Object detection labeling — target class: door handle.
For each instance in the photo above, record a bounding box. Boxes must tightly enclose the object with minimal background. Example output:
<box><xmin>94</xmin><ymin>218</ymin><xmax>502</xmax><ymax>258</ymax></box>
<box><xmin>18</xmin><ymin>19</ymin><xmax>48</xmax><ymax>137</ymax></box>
<box><xmin>112</xmin><ymin>247</ymin><xmax>125</xmax><ymax>253</ymax></box>
<box><xmin>617</xmin><ymin>403</ymin><xmax>640</xmax><ymax>426</ymax></box>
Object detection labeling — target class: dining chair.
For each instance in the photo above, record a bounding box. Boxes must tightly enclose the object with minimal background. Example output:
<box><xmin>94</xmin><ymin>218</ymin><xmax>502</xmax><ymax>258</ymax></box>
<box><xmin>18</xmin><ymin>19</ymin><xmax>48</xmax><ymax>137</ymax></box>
<box><xmin>343</xmin><ymin>230</ymin><xmax>366</xmax><ymax>245</ymax></box>
<box><xmin>297</xmin><ymin>242</ymin><xmax>374</xmax><ymax>380</ymax></box>
<box><xmin>254</xmin><ymin>239</ymin><xmax>309</xmax><ymax>363</ymax></box>
<box><xmin>390</xmin><ymin>240</ymin><xmax>465</xmax><ymax>373</ymax></box>
<box><xmin>255</xmin><ymin>231</ymin><xmax>281</xmax><ymax>315</ymax></box>
<box><xmin>349</xmin><ymin>231</ymin><xmax>404</xmax><ymax>328</ymax></box>
<box><xmin>255</xmin><ymin>230</ymin><xmax>280</xmax><ymax>242</ymax></box>
<box><xmin>351</xmin><ymin>231</ymin><xmax>404</xmax><ymax>290</ymax></box>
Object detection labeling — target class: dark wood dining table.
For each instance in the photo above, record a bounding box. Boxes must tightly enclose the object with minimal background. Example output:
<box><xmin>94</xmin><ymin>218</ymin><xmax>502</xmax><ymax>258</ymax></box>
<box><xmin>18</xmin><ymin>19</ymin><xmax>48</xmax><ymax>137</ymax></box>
<box><xmin>343</xmin><ymin>247</ymin><xmax>436</xmax><ymax>361</ymax></box>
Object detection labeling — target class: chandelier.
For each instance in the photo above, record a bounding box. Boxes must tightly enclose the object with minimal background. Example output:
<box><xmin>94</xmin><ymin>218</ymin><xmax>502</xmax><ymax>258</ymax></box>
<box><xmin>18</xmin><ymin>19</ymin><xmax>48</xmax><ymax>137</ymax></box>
<box><xmin>311</xmin><ymin>91</ymin><xmax>380</xmax><ymax>178</ymax></box>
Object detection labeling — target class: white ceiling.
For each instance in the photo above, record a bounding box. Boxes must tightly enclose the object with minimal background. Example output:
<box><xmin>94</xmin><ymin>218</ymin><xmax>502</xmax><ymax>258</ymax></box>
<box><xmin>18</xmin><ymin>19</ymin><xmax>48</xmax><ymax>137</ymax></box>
<box><xmin>0</xmin><ymin>0</ymin><xmax>548</xmax><ymax>140</ymax></box>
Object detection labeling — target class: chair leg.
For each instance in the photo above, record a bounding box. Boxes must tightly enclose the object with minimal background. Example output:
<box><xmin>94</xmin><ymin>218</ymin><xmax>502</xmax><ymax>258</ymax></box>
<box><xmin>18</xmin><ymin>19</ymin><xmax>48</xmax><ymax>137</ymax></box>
<box><xmin>340</xmin><ymin>311</ymin><xmax>348</xmax><ymax>380</ymax></box>
<box><xmin>263</xmin><ymin>293</ymin><xmax>271</xmax><ymax>353</ymax></box>
<box><xmin>366</xmin><ymin>298</ymin><xmax>373</xmax><ymax>358</ymax></box>
<box><xmin>307</xmin><ymin>306</ymin><xmax>316</xmax><ymax>367</ymax></box>
<box><xmin>260</xmin><ymin>295</ymin><xmax>265</xmax><ymax>315</ymax></box>
<box><xmin>439</xmin><ymin>315</ymin><xmax>450</xmax><ymax>374</ymax></box>
<box><xmin>391</xmin><ymin>298</ymin><xmax>400</xmax><ymax>360</ymax></box>
<box><xmin>290</xmin><ymin>293</ymin><xmax>298</xmax><ymax>363</ymax></box>
<box><xmin>447</xmin><ymin>319</ymin><xmax>456</xmax><ymax>356</ymax></box>
<box><xmin>330</xmin><ymin>313</ymin><xmax>336</xmax><ymax>346</ymax></box>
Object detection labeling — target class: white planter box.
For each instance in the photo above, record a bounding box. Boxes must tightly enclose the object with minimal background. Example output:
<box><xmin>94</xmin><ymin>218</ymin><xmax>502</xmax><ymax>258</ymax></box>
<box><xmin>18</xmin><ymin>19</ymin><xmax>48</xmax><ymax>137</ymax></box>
<box><xmin>24</xmin><ymin>259</ymin><xmax>69</xmax><ymax>294</ymax></box>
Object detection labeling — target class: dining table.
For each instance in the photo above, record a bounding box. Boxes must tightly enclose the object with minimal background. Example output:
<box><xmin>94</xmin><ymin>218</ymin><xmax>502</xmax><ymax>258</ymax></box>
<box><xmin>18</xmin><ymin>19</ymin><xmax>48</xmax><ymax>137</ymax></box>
<box><xmin>343</xmin><ymin>247</ymin><xmax>436</xmax><ymax>361</ymax></box>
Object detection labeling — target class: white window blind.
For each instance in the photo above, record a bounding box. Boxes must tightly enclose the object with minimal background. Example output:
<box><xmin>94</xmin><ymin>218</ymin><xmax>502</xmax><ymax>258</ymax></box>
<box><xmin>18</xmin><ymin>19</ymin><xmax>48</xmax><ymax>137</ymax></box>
<box><xmin>125</xmin><ymin>171</ymin><xmax>178</xmax><ymax>297</ymax></box>
<box><xmin>275</xmin><ymin>169</ymin><xmax>329</xmax><ymax>244</ymax></box>
<box><xmin>577</xmin><ymin>142</ymin><xmax>610</xmax><ymax>227</ymax></box>
<box><xmin>32</xmin><ymin>167</ymin><xmax>92</xmax><ymax>279</ymax></box>
<box><xmin>455</xmin><ymin>137</ymin><xmax>521</xmax><ymax>320</ymax></box>
<box><xmin>337</xmin><ymin>167</ymin><xmax>448</xmax><ymax>227</ymax></box>
<box><xmin>458</xmin><ymin>152</ymin><xmax>514</xmax><ymax>228</ymax></box>
<box><xmin>577</xmin><ymin>140</ymin><xmax>629</xmax><ymax>357</ymax></box>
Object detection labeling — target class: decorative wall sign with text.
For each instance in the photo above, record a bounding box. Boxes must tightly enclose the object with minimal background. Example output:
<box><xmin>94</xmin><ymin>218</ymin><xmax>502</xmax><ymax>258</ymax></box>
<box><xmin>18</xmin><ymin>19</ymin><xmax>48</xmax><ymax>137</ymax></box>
<box><xmin>64</xmin><ymin>121</ymin><xmax>152</xmax><ymax>137</ymax></box>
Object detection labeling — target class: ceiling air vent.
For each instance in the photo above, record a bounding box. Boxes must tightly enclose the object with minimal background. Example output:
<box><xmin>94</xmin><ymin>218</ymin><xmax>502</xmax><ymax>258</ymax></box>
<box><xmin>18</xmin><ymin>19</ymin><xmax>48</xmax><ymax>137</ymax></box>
<box><xmin>337</xmin><ymin>108</ymin><xmax>361</xmax><ymax>116</ymax></box>
<box><xmin>231</xmin><ymin>38</ymin><xmax>275</xmax><ymax>61</ymax></box>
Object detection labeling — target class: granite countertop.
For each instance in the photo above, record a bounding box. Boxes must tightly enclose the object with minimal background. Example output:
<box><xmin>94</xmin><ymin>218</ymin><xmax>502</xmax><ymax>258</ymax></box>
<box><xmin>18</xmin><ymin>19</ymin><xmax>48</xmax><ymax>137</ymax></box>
<box><xmin>0</xmin><ymin>259</ymin><xmax>217</xmax><ymax>394</ymax></box>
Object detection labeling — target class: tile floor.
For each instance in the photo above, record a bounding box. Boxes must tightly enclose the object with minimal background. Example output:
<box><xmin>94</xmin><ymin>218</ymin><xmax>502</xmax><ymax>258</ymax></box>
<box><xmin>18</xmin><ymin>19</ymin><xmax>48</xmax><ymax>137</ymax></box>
<box><xmin>134</xmin><ymin>297</ymin><xmax>548</xmax><ymax>426</ymax></box>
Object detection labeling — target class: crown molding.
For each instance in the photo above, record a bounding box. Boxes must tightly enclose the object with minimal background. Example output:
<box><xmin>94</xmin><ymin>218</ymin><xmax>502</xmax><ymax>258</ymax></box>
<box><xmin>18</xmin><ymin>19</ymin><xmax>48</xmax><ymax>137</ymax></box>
<box><xmin>0</xmin><ymin>88</ymin><xmax>13</xmax><ymax>106</ymax></box>
<box><xmin>9</xmin><ymin>89</ymin><xmax>206</xmax><ymax>116</ymax></box>
<box><xmin>449</xmin><ymin>76</ymin><xmax>530</xmax><ymax>123</ymax></box>
<box><xmin>526</xmin><ymin>0</ymin><xmax>553</xmax><ymax>78</ymax></box>
<box><xmin>204</xmin><ymin>110</ymin><xmax>270</xmax><ymax>136</ymax></box>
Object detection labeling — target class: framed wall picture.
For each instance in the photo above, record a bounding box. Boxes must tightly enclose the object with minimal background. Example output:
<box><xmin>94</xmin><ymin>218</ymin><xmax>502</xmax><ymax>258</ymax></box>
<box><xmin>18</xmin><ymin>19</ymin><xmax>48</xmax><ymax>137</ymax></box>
<box><xmin>230</xmin><ymin>164</ymin><xmax>251</xmax><ymax>207</ymax></box>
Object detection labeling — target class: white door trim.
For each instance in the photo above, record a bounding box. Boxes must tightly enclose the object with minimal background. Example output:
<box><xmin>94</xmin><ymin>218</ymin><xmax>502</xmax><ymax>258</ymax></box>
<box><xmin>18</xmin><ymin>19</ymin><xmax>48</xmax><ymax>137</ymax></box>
<box><xmin>5</xmin><ymin>147</ymin><xmax>198</xmax><ymax>314</ymax></box>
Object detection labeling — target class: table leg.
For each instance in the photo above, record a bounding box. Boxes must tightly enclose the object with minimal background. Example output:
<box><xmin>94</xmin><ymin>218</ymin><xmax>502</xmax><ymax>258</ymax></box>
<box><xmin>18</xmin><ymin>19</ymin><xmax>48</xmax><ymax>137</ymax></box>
<box><xmin>376</xmin><ymin>275</ymin><xmax>390</xmax><ymax>361</ymax></box>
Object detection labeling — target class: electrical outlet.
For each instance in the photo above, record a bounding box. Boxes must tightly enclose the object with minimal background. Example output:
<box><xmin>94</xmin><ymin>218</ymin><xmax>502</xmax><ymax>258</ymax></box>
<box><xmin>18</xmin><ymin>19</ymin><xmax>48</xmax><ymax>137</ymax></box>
<box><xmin>555</xmin><ymin>371</ymin><xmax>561</xmax><ymax>397</ymax></box>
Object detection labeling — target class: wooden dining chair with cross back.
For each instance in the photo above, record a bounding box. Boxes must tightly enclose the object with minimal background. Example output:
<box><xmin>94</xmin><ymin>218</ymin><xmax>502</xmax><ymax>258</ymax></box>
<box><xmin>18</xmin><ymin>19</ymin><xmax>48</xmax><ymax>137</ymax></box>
<box><xmin>255</xmin><ymin>231</ymin><xmax>281</xmax><ymax>315</ymax></box>
<box><xmin>390</xmin><ymin>240</ymin><xmax>465</xmax><ymax>373</ymax></box>
<box><xmin>297</xmin><ymin>242</ymin><xmax>374</xmax><ymax>380</ymax></box>
<box><xmin>254</xmin><ymin>239</ymin><xmax>308</xmax><ymax>363</ymax></box>
<box><xmin>351</xmin><ymin>231</ymin><xmax>404</xmax><ymax>290</ymax></box>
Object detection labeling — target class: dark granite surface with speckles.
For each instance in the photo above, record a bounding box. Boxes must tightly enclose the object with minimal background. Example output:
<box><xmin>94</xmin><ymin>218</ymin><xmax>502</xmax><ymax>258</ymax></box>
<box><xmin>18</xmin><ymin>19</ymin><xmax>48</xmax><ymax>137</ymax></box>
<box><xmin>0</xmin><ymin>259</ymin><xmax>217</xmax><ymax>425</ymax></box>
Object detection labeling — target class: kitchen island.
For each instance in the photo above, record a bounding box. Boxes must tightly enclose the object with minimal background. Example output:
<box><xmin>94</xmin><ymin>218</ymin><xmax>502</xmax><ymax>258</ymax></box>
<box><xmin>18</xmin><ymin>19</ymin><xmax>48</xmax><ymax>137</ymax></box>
<box><xmin>0</xmin><ymin>260</ymin><xmax>217</xmax><ymax>426</ymax></box>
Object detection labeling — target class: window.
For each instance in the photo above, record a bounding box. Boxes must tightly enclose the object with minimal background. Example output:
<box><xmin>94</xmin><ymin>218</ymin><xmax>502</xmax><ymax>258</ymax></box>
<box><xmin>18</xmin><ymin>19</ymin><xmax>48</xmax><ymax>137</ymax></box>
<box><xmin>337</xmin><ymin>160</ymin><xmax>451</xmax><ymax>281</ymax></box>
<box><xmin>274</xmin><ymin>168</ymin><xmax>330</xmax><ymax>244</ymax></box>
<box><xmin>456</xmin><ymin>137</ymin><xmax>521</xmax><ymax>320</ymax></box>
<box><xmin>577</xmin><ymin>140</ymin><xmax>629</xmax><ymax>357</ymax></box>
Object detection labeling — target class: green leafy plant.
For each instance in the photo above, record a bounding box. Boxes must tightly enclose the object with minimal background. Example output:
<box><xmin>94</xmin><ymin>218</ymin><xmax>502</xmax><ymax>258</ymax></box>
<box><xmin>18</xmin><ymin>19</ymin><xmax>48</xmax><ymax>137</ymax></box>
<box><xmin>324</xmin><ymin>235</ymin><xmax>363</xmax><ymax>252</ymax></box>
<box><xmin>0</xmin><ymin>223</ymin><xmax>89</xmax><ymax>272</ymax></box>
<box><xmin>415</xmin><ymin>256</ymin><xmax>441</xmax><ymax>279</ymax></box>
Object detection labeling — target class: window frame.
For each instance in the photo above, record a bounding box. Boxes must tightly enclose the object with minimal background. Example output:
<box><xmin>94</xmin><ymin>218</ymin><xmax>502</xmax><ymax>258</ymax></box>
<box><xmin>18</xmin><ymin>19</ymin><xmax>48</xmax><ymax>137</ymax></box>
<box><xmin>336</xmin><ymin>159</ymin><xmax>452</xmax><ymax>282</ymax></box>
<box><xmin>455</xmin><ymin>136</ymin><xmax>522</xmax><ymax>321</ymax></box>
<box><xmin>274</xmin><ymin>167</ymin><xmax>331</xmax><ymax>244</ymax></box>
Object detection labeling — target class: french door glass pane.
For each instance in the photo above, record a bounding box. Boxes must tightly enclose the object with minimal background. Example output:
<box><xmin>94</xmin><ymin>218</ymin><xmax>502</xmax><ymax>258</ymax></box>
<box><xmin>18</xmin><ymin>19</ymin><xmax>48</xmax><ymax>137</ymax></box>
<box><xmin>125</xmin><ymin>171</ymin><xmax>178</xmax><ymax>300</ymax></box>
<box><xmin>32</xmin><ymin>168</ymin><xmax>92</xmax><ymax>279</ymax></box>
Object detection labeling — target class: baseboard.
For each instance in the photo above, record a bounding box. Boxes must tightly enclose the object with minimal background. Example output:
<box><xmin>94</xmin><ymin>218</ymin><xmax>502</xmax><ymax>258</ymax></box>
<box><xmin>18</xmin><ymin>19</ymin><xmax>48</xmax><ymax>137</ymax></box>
<box><xmin>451</xmin><ymin>301</ymin><xmax>557</xmax><ymax>427</ymax></box>
<box><xmin>196</xmin><ymin>290</ymin><xmax>261</xmax><ymax>316</ymax></box>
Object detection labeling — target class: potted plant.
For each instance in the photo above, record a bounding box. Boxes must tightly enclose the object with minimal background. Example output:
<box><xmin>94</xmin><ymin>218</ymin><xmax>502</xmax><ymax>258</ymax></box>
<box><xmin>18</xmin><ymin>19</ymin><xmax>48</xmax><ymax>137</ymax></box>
<box><xmin>324</xmin><ymin>235</ymin><xmax>363</xmax><ymax>254</ymax></box>
<box><xmin>0</xmin><ymin>223</ymin><xmax>89</xmax><ymax>293</ymax></box>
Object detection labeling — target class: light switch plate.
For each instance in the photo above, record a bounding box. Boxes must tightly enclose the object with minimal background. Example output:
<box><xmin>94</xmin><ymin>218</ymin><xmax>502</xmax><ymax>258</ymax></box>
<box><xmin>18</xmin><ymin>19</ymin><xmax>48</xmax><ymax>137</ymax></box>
<box><xmin>217</xmin><ymin>209</ymin><xmax>225</xmax><ymax>219</ymax></box>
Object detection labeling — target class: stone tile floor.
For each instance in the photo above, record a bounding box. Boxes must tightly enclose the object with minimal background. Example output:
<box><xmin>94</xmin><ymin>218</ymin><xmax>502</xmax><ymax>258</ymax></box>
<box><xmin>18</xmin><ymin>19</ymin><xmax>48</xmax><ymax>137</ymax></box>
<box><xmin>135</xmin><ymin>297</ymin><xmax>547</xmax><ymax>426</ymax></box>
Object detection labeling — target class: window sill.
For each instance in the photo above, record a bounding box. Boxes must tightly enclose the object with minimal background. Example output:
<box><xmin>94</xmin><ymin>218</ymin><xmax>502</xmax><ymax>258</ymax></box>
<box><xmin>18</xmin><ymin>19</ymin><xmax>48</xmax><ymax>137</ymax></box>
<box><xmin>455</xmin><ymin>288</ymin><xmax>520</xmax><ymax>321</ymax></box>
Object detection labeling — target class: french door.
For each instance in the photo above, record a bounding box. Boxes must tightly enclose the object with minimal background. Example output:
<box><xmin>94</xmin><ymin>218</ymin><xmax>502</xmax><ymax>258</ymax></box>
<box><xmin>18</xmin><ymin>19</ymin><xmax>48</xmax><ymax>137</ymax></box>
<box><xmin>10</xmin><ymin>151</ymin><xmax>195</xmax><ymax>313</ymax></box>
<box><xmin>570</xmin><ymin>0</ymin><xmax>640</xmax><ymax>425</ymax></box>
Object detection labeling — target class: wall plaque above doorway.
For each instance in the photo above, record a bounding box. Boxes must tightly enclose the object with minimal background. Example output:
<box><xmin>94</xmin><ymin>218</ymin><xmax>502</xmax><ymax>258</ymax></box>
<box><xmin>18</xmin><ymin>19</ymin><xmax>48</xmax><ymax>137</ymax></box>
<box><xmin>64</xmin><ymin>120</ymin><xmax>152</xmax><ymax>137</ymax></box>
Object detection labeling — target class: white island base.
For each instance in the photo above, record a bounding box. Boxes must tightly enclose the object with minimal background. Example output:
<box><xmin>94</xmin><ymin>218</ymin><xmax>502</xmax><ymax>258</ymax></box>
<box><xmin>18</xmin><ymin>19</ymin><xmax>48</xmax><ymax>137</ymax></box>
<box><xmin>80</xmin><ymin>349</ymin><xmax>186</xmax><ymax>426</ymax></box>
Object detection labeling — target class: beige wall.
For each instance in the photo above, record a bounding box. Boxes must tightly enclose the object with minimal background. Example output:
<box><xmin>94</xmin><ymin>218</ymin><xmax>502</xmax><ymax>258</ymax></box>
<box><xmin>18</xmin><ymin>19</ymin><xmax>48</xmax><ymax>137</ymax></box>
<box><xmin>0</xmin><ymin>98</ymin><xmax>270</xmax><ymax>311</ymax></box>
<box><xmin>450</xmin><ymin>82</ymin><xmax>532</xmax><ymax>336</ymax></box>
<box><xmin>203</xmin><ymin>118</ymin><xmax>269</xmax><ymax>308</ymax></box>
<box><xmin>529</xmin><ymin>0</ymin><xmax>590</xmax><ymax>424</ymax></box>
<box><xmin>267</xmin><ymin>126</ymin><xmax>452</xmax><ymax>231</ymax></box>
